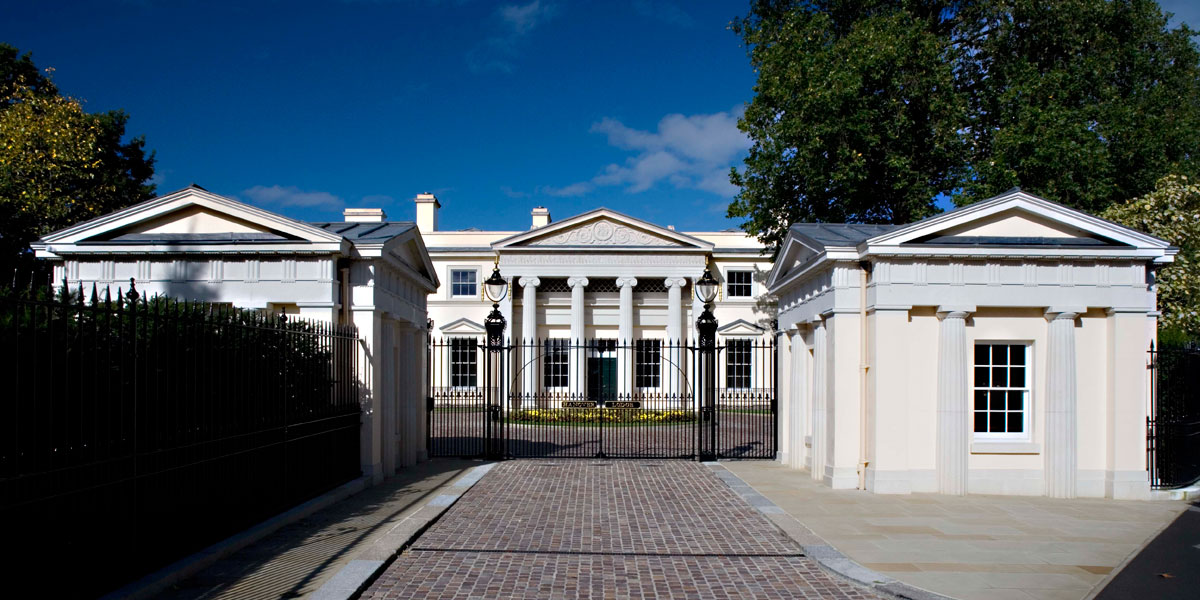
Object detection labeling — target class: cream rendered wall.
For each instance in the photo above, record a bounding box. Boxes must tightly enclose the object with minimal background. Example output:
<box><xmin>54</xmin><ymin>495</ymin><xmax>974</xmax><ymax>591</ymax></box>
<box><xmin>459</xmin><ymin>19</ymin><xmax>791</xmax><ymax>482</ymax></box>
<box><xmin>866</xmin><ymin>307</ymin><xmax>916</xmax><ymax>494</ymax></box>
<box><xmin>966</xmin><ymin>308</ymin><xmax>1049</xmax><ymax>495</ymax></box>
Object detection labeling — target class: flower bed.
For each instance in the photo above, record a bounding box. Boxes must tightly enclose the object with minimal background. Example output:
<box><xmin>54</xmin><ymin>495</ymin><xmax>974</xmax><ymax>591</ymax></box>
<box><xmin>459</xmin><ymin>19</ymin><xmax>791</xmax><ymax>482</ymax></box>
<box><xmin>508</xmin><ymin>408</ymin><xmax>695</xmax><ymax>424</ymax></box>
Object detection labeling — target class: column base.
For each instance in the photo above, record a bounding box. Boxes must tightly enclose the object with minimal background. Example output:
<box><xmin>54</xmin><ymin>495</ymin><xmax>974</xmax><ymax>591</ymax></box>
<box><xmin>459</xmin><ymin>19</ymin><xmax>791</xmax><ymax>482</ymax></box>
<box><xmin>825</xmin><ymin>466</ymin><xmax>859</xmax><ymax>489</ymax></box>
<box><xmin>1106</xmin><ymin>470</ymin><xmax>1151</xmax><ymax>500</ymax></box>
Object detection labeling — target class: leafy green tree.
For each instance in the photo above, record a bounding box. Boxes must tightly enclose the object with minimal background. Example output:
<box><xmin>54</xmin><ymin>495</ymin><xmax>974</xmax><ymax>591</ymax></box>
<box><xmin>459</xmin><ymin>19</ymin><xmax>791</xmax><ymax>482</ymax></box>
<box><xmin>730</xmin><ymin>1</ymin><xmax>1200</xmax><ymax>254</ymax></box>
<box><xmin>957</xmin><ymin>0</ymin><xmax>1200</xmax><ymax>212</ymax></box>
<box><xmin>729</xmin><ymin>1</ymin><xmax>967</xmax><ymax>253</ymax></box>
<box><xmin>1102</xmin><ymin>175</ymin><xmax>1200</xmax><ymax>335</ymax></box>
<box><xmin>0</xmin><ymin>44</ymin><xmax>154</xmax><ymax>273</ymax></box>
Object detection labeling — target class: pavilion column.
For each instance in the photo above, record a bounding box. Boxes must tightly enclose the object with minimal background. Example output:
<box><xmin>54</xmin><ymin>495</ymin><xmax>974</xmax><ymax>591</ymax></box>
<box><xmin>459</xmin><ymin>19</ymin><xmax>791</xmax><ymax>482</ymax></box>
<box><xmin>519</xmin><ymin>276</ymin><xmax>540</xmax><ymax>401</ymax></box>
<box><xmin>936</xmin><ymin>307</ymin><xmax>972</xmax><ymax>495</ymax></box>
<box><xmin>1045</xmin><ymin>309</ymin><xmax>1080</xmax><ymax>499</ymax></box>
<box><xmin>789</xmin><ymin>328</ymin><xmax>808</xmax><ymax>471</ymax></box>
<box><xmin>397</xmin><ymin>325</ymin><xmax>417</xmax><ymax>468</ymax></box>
<box><xmin>810</xmin><ymin>318</ymin><xmax>827</xmax><ymax>482</ymax></box>
<box><xmin>616</xmin><ymin>277</ymin><xmax>637</xmax><ymax>396</ymax></box>
<box><xmin>568</xmin><ymin>276</ymin><xmax>589</xmax><ymax>397</ymax></box>
<box><xmin>380</xmin><ymin>319</ymin><xmax>397</xmax><ymax>476</ymax></box>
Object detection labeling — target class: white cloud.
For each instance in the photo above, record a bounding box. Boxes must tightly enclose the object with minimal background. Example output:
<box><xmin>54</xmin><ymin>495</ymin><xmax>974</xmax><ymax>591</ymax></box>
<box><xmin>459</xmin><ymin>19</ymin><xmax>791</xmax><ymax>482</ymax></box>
<box><xmin>500</xmin><ymin>1</ymin><xmax>556</xmax><ymax>34</ymax></box>
<box><xmin>468</xmin><ymin>1</ymin><xmax>558</xmax><ymax>73</ymax></box>
<box><xmin>546</xmin><ymin>107</ymin><xmax>749</xmax><ymax>198</ymax></box>
<box><xmin>501</xmin><ymin>186</ymin><xmax>531</xmax><ymax>198</ymax></box>
<box><xmin>242</xmin><ymin>185</ymin><xmax>344</xmax><ymax>209</ymax></box>
<box><xmin>539</xmin><ymin>182</ymin><xmax>594</xmax><ymax>197</ymax></box>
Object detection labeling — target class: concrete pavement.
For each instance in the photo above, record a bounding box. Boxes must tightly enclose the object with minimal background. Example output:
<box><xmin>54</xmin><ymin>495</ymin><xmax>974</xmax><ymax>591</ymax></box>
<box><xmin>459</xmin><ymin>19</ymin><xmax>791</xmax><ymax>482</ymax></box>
<box><xmin>722</xmin><ymin>461</ymin><xmax>1188</xmax><ymax>600</ymax></box>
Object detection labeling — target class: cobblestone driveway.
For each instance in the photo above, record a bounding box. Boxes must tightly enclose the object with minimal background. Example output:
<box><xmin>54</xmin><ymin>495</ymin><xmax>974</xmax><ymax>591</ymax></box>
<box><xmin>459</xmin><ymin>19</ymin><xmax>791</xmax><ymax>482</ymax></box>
<box><xmin>363</xmin><ymin>461</ymin><xmax>878</xmax><ymax>599</ymax></box>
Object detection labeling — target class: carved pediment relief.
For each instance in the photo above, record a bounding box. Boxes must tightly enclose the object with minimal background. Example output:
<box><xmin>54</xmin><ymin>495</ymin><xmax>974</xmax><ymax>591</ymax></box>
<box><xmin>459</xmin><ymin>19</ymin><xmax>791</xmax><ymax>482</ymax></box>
<box><xmin>525</xmin><ymin>218</ymin><xmax>681</xmax><ymax>247</ymax></box>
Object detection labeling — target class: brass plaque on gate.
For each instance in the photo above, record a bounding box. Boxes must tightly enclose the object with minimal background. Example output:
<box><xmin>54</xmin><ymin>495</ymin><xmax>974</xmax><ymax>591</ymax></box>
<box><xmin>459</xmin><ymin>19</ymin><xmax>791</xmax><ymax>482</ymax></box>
<box><xmin>605</xmin><ymin>401</ymin><xmax>641</xmax><ymax>409</ymax></box>
<box><xmin>563</xmin><ymin>401</ymin><xmax>597</xmax><ymax>408</ymax></box>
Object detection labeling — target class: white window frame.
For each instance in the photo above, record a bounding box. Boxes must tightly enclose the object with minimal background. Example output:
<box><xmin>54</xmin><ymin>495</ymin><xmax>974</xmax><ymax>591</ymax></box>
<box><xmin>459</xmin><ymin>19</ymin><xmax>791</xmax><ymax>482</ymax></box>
<box><xmin>448</xmin><ymin>336</ymin><xmax>480</xmax><ymax>390</ymax></box>
<box><xmin>972</xmin><ymin>341</ymin><xmax>1032</xmax><ymax>441</ymax></box>
<box><xmin>724</xmin><ymin>337</ymin><xmax>754</xmax><ymax>391</ymax></box>
<box><xmin>448</xmin><ymin>267</ymin><xmax>479</xmax><ymax>299</ymax></box>
<box><xmin>725</xmin><ymin>269</ymin><xmax>754</xmax><ymax>298</ymax></box>
<box><xmin>635</xmin><ymin>339</ymin><xmax>662</xmax><ymax>390</ymax></box>
<box><xmin>543</xmin><ymin>338</ymin><xmax>571</xmax><ymax>390</ymax></box>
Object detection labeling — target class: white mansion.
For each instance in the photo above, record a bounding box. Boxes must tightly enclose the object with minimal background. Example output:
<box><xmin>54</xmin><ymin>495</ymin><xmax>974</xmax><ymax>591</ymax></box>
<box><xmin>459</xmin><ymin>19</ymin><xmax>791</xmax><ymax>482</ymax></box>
<box><xmin>32</xmin><ymin>186</ymin><xmax>1174</xmax><ymax>499</ymax></box>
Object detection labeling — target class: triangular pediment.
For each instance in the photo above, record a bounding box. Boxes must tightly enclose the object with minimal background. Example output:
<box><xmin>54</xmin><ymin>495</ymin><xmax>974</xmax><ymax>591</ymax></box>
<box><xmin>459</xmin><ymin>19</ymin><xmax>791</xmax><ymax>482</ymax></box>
<box><xmin>36</xmin><ymin>186</ymin><xmax>346</xmax><ymax>252</ymax></box>
<box><xmin>492</xmin><ymin>209</ymin><xmax>713</xmax><ymax>251</ymax></box>
<box><xmin>717</xmin><ymin>319</ymin><xmax>765</xmax><ymax>336</ymax></box>
<box><xmin>870</xmin><ymin>189</ymin><xmax>1170</xmax><ymax>250</ymax></box>
<box><xmin>439</xmin><ymin>318</ymin><xmax>485</xmax><ymax>334</ymax></box>
<box><xmin>383</xmin><ymin>232</ymin><xmax>440</xmax><ymax>292</ymax></box>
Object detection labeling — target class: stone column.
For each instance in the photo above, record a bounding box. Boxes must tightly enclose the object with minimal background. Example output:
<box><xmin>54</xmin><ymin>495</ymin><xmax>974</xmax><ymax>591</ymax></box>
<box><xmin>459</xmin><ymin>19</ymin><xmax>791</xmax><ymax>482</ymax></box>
<box><xmin>397</xmin><ymin>325</ymin><xmax>417</xmax><ymax>468</ymax></box>
<box><xmin>519</xmin><ymin>276</ymin><xmax>540</xmax><ymax>399</ymax></box>
<box><xmin>568</xmin><ymin>276</ymin><xmax>589</xmax><ymax>396</ymax></box>
<box><xmin>665</xmin><ymin>277</ymin><xmax>687</xmax><ymax>402</ymax></box>
<box><xmin>810</xmin><ymin>318</ymin><xmax>827</xmax><ymax>482</ymax></box>
<box><xmin>380</xmin><ymin>318</ymin><xmax>397</xmax><ymax>476</ymax></box>
<box><xmin>1046</xmin><ymin>309</ymin><xmax>1080</xmax><ymax>499</ymax></box>
<box><xmin>414</xmin><ymin>325</ymin><xmax>429</xmax><ymax>463</ymax></box>
<box><xmin>936</xmin><ymin>308</ymin><xmax>972</xmax><ymax>495</ymax></box>
<box><xmin>789</xmin><ymin>328</ymin><xmax>808</xmax><ymax>471</ymax></box>
<box><xmin>616</xmin><ymin>277</ymin><xmax>637</xmax><ymax>396</ymax></box>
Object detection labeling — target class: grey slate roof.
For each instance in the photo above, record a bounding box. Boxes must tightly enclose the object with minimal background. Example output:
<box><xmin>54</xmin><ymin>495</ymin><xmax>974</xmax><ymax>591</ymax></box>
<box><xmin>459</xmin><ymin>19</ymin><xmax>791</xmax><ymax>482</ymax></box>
<box><xmin>308</xmin><ymin>221</ymin><xmax>416</xmax><ymax>243</ymax></box>
<box><xmin>788</xmin><ymin>223</ymin><xmax>901</xmax><ymax>249</ymax></box>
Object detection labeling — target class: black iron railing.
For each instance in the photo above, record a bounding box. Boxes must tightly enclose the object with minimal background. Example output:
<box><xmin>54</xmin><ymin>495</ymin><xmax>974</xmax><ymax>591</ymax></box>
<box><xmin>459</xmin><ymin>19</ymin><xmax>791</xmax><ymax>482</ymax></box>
<box><xmin>427</xmin><ymin>337</ymin><xmax>777</xmax><ymax>460</ymax></box>
<box><xmin>1148</xmin><ymin>345</ymin><xmax>1200</xmax><ymax>489</ymax></box>
<box><xmin>0</xmin><ymin>282</ymin><xmax>361</xmax><ymax>598</ymax></box>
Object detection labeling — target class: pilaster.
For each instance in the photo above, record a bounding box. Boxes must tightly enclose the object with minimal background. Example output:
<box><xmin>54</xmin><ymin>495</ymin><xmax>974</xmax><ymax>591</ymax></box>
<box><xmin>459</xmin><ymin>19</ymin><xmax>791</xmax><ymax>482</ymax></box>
<box><xmin>936</xmin><ymin>307</ymin><xmax>972</xmax><ymax>495</ymax></box>
<box><xmin>810</xmin><ymin>317</ymin><xmax>827</xmax><ymax>482</ymax></box>
<box><xmin>1045</xmin><ymin>309</ymin><xmax>1080</xmax><ymax>499</ymax></box>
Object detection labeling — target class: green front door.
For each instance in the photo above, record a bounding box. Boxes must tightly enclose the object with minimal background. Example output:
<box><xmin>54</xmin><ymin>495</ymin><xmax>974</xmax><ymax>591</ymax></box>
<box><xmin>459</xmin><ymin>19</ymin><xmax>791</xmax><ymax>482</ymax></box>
<box><xmin>587</xmin><ymin>356</ymin><xmax>617</xmax><ymax>403</ymax></box>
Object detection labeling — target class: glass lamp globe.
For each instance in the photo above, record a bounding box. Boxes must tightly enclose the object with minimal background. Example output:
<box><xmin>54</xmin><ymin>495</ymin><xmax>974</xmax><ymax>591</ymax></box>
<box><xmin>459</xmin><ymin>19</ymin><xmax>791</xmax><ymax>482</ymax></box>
<box><xmin>484</xmin><ymin>266</ymin><xmax>508</xmax><ymax>303</ymax></box>
<box><xmin>694</xmin><ymin>267</ymin><xmax>718</xmax><ymax>304</ymax></box>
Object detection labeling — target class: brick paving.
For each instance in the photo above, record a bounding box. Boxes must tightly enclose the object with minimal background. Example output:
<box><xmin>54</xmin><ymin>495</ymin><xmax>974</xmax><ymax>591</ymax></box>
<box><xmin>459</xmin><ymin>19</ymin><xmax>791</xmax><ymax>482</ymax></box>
<box><xmin>363</xmin><ymin>461</ymin><xmax>880</xmax><ymax>599</ymax></box>
<box><xmin>431</xmin><ymin>412</ymin><xmax>774</xmax><ymax>459</ymax></box>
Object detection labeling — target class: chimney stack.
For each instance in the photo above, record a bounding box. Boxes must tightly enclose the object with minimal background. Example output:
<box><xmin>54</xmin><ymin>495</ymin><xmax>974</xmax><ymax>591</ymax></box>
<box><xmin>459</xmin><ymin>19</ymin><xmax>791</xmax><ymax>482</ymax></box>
<box><xmin>531</xmin><ymin>206</ymin><xmax>551</xmax><ymax>229</ymax></box>
<box><xmin>343</xmin><ymin>208</ymin><xmax>387</xmax><ymax>223</ymax></box>
<box><xmin>415</xmin><ymin>193</ymin><xmax>440</xmax><ymax>233</ymax></box>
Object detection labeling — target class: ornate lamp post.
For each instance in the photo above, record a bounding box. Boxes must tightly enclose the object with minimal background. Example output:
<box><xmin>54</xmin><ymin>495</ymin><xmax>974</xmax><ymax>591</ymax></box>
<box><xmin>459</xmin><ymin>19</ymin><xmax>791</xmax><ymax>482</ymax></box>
<box><xmin>694</xmin><ymin>264</ymin><xmax>719</xmax><ymax>461</ymax></box>
<box><xmin>482</xmin><ymin>258</ymin><xmax>509</xmax><ymax>459</ymax></box>
<box><xmin>483</xmin><ymin>259</ymin><xmax>508</xmax><ymax>351</ymax></box>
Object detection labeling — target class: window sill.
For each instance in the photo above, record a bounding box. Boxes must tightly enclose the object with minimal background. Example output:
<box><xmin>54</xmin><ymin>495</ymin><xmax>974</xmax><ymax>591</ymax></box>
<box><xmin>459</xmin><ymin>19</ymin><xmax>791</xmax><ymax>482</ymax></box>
<box><xmin>971</xmin><ymin>441</ymin><xmax>1041</xmax><ymax>454</ymax></box>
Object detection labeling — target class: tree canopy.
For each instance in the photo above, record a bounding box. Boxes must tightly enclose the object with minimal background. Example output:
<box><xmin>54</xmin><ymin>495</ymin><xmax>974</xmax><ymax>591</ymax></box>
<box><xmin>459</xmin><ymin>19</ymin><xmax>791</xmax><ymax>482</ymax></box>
<box><xmin>729</xmin><ymin>0</ymin><xmax>1200</xmax><ymax>254</ymax></box>
<box><xmin>0</xmin><ymin>44</ymin><xmax>155</xmax><ymax>273</ymax></box>
<box><xmin>1102</xmin><ymin>175</ymin><xmax>1200</xmax><ymax>335</ymax></box>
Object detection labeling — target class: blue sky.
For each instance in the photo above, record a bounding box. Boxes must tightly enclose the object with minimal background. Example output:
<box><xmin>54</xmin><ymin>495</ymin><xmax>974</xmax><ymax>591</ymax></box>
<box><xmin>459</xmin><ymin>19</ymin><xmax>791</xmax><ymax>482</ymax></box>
<box><xmin>3</xmin><ymin>1</ymin><xmax>1198</xmax><ymax>232</ymax></box>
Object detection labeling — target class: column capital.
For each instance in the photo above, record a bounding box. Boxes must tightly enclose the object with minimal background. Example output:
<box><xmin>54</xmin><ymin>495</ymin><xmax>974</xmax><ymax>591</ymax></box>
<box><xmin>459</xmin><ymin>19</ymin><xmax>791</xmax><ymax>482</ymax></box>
<box><xmin>936</xmin><ymin>305</ymin><xmax>975</xmax><ymax>320</ymax></box>
<box><xmin>616</xmin><ymin>276</ymin><xmax>638</xmax><ymax>288</ymax></box>
<box><xmin>567</xmin><ymin>276</ymin><xmax>589</xmax><ymax>288</ymax></box>
<box><xmin>663</xmin><ymin>277</ymin><xmax>688</xmax><ymax>289</ymax></box>
<box><xmin>519</xmin><ymin>276</ymin><xmax>541</xmax><ymax>289</ymax></box>
<box><xmin>1045</xmin><ymin>307</ymin><xmax>1084</xmax><ymax>321</ymax></box>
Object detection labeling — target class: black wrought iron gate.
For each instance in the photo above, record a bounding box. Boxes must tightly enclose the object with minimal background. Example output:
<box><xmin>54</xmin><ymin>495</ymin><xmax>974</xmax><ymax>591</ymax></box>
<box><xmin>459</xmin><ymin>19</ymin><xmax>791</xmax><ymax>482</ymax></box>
<box><xmin>427</xmin><ymin>337</ymin><xmax>777</xmax><ymax>460</ymax></box>
<box><xmin>1148</xmin><ymin>344</ymin><xmax>1200</xmax><ymax>489</ymax></box>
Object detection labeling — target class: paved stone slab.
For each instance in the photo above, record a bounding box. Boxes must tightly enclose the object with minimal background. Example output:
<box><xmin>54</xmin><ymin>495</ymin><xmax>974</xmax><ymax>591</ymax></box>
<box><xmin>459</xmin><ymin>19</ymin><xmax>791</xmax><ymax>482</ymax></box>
<box><xmin>364</xmin><ymin>461</ymin><xmax>881</xmax><ymax>599</ymax></box>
